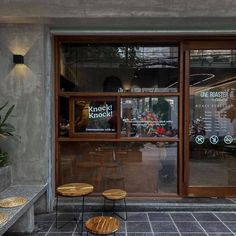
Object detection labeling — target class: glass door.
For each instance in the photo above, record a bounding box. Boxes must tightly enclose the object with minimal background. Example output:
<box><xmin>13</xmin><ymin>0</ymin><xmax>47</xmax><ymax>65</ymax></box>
<box><xmin>186</xmin><ymin>44</ymin><xmax>236</xmax><ymax>196</ymax></box>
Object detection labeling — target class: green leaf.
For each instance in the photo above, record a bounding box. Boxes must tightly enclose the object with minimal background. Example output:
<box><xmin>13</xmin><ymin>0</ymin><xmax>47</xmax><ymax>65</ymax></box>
<box><xmin>0</xmin><ymin>105</ymin><xmax>15</xmax><ymax>127</ymax></box>
<box><xmin>0</xmin><ymin>102</ymin><xmax>8</xmax><ymax>111</ymax></box>
<box><xmin>0</xmin><ymin>102</ymin><xmax>20</xmax><ymax>142</ymax></box>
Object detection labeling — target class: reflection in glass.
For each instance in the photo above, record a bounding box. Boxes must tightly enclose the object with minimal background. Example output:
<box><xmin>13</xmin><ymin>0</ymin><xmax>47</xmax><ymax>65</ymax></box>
<box><xmin>121</xmin><ymin>97</ymin><xmax>178</xmax><ymax>137</ymax></box>
<box><xmin>189</xmin><ymin>50</ymin><xmax>236</xmax><ymax>186</ymax></box>
<box><xmin>60</xmin><ymin>142</ymin><xmax>177</xmax><ymax>194</ymax></box>
<box><xmin>74</xmin><ymin>98</ymin><xmax>117</xmax><ymax>133</ymax></box>
<box><xmin>60</xmin><ymin>44</ymin><xmax>179</xmax><ymax>92</ymax></box>
<box><xmin>59</xmin><ymin>97</ymin><xmax>69</xmax><ymax>137</ymax></box>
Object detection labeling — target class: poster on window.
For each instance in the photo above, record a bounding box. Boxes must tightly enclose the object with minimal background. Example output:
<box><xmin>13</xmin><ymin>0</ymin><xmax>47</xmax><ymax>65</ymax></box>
<box><xmin>74</xmin><ymin>98</ymin><xmax>117</xmax><ymax>132</ymax></box>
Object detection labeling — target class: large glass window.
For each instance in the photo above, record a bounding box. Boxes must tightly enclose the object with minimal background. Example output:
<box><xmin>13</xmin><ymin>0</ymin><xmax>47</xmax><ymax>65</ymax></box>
<box><xmin>59</xmin><ymin>97</ymin><xmax>69</xmax><ymax>137</ymax></box>
<box><xmin>121</xmin><ymin>97</ymin><xmax>178</xmax><ymax>137</ymax></box>
<box><xmin>189</xmin><ymin>50</ymin><xmax>236</xmax><ymax>186</ymax></box>
<box><xmin>57</xmin><ymin>41</ymin><xmax>180</xmax><ymax>196</ymax></box>
<box><xmin>60</xmin><ymin>44</ymin><xmax>179</xmax><ymax>93</ymax></box>
<box><xmin>60</xmin><ymin>142</ymin><xmax>178</xmax><ymax>194</ymax></box>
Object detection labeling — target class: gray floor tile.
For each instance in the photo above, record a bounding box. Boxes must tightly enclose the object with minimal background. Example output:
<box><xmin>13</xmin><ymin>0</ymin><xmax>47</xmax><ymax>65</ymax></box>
<box><xmin>4</xmin><ymin>233</ymin><xmax>46</xmax><ymax>236</ymax></box>
<box><xmin>56</xmin><ymin>205</ymin><xmax>76</xmax><ymax>213</ymax></box>
<box><xmin>171</xmin><ymin>213</ymin><xmax>196</xmax><ymax>222</ymax></box>
<box><xmin>72</xmin><ymin>233</ymin><xmax>89</xmax><ymax>236</ymax></box>
<box><xmin>84</xmin><ymin>212</ymin><xmax>103</xmax><ymax>219</ymax></box>
<box><xmin>49</xmin><ymin>221</ymin><xmax>76</xmax><ymax>233</ymax></box>
<box><xmin>47</xmin><ymin>234</ymin><xmax>73</xmax><ymax>236</ymax></box>
<box><xmin>102</xmin><ymin>211</ymin><xmax>127</xmax><ymax>220</ymax></box>
<box><xmin>154</xmin><ymin>234</ymin><xmax>180</xmax><ymax>236</ymax></box>
<box><xmin>215</xmin><ymin>213</ymin><xmax>236</xmax><ymax>221</ymax></box>
<box><xmin>149</xmin><ymin>213</ymin><xmax>171</xmax><ymax>221</ymax></box>
<box><xmin>224</xmin><ymin>222</ymin><xmax>236</xmax><ymax>232</ymax></box>
<box><xmin>127</xmin><ymin>212</ymin><xmax>148</xmax><ymax>221</ymax></box>
<box><xmin>35</xmin><ymin>213</ymin><xmax>56</xmax><ymax>222</ymax></box>
<box><xmin>193</xmin><ymin>213</ymin><xmax>220</xmax><ymax>222</ymax></box>
<box><xmin>199</xmin><ymin>222</ymin><xmax>231</xmax><ymax>233</ymax></box>
<box><xmin>75</xmin><ymin>231</ymin><xmax>116</xmax><ymax>236</ymax></box>
<box><xmin>56</xmin><ymin>213</ymin><xmax>81</xmax><ymax>221</ymax></box>
<box><xmin>127</xmin><ymin>233</ymin><xmax>154</xmax><ymax>236</ymax></box>
<box><xmin>180</xmin><ymin>234</ymin><xmax>207</xmax><ymax>236</ymax></box>
<box><xmin>151</xmin><ymin>222</ymin><xmax>178</xmax><ymax>233</ymax></box>
<box><xmin>34</xmin><ymin>221</ymin><xmax>53</xmax><ymax>233</ymax></box>
<box><xmin>117</xmin><ymin>220</ymin><xmax>126</xmax><ymax>232</ymax></box>
<box><xmin>208</xmin><ymin>234</ymin><xmax>234</xmax><ymax>236</ymax></box>
<box><xmin>30</xmin><ymin>210</ymin><xmax>236</xmax><ymax>236</ymax></box>
<box><xmin>127</xmin><ymin>222</ymin><xmax>152</xmax><ymax>233</ymax></box>
<box><xmin>175</xmin><ymin>222</ymin><xmax>204</xmax><ymax>233</ymax></box>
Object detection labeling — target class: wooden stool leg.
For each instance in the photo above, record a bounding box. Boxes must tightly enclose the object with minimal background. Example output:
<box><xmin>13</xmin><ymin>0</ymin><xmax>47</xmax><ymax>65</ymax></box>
<box><xmin>112</xmin><ymin>200</ymin><xmax>115</xmax><ymax>215</ymax></box>
<box><xmin>56</xmin><ymin>194</ymin><xmax>59</xmax><ymax>228</ymax></box>
<box><xmin>124</xmin><ymin>198</ymin><xmax>128</xmax><ymax>221</ymax></box>
<box><xmin>103</xmin><ymin>197</ymin><xmax>106</xmax><ymax>212</ymax></box>
<box><xmin>112</xmin><ymin>198</ymin><xmax>127</xmax><ymax>221</ymax></box>
<box><xmin>80</xmin><ymin>196</ymin><xmax>85</xmax><ymax>233</ymax></box>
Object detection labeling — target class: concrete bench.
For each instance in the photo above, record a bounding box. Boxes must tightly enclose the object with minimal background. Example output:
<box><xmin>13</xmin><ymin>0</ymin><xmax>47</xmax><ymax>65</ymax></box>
<box><xmin>0</xmin><ymin>184</ymin><xmax>47</xmax><ymax>235</ymax></box>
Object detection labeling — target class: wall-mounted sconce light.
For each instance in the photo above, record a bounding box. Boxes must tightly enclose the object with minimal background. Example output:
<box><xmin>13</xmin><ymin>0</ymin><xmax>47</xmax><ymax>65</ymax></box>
<box><xmin>13</xmin><ymin>54</ymin><xmax>24</xmax><ymax>64</ymax></box>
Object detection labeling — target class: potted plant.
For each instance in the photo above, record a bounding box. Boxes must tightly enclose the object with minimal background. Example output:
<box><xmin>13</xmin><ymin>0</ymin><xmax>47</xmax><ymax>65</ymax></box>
<box><xmin>0</xmin><ymin>102</ymin><xmax>18</xmax><ymax>167</ymax></box>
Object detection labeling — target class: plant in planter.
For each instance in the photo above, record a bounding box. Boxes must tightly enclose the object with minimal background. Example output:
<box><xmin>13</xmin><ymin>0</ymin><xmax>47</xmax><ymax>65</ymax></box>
<box><xmin>0</xmin><ymin>102</ymin><xmax>18</xmax><ymax>167</ymax></box>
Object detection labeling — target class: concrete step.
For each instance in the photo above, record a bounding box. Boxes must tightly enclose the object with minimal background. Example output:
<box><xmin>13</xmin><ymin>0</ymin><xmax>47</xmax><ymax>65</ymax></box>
<box><xmin>56</xmin><ymin>197</ymin><xmax>236</xmax><ymax>212</ymax></box>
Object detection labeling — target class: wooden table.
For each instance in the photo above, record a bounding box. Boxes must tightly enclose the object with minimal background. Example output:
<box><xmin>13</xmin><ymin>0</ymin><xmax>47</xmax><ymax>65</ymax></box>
<box><xmin>56</xmin><ymin>183</ymin><xmax>94</xmax><ymax>232</ymax></box>
<box><xmin>85</xmin><ymin>216</ymin><xmax>120</xmax><ymax>235</ymax></box>
<box><xmin>103</xmin><ymin>189</ymin><xmax>127</xmax><ymax>200</ymax></box>
<box><xmin>57</xmin><ymin>183</ymin><xmax>94</xmax><ymax>196</ymax></box>
<box><xmin>102</xmin><ymin>189</ymin><xmax>127</xmax><ymax>220</ymax></box>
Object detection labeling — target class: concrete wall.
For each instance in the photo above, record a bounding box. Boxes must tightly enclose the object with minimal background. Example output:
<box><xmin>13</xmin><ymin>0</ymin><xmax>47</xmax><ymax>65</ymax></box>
<box><xmin>0</xmin><ymin>1</ymin><xmax>236</xmax><ymax>30</ymax></box>
<box><xmin>0</xmin><ymin>0</ymin><xmax>235</xmax><ymax>18</ymax></box>
<box><xmin>0</xmin><ymin>24</ymin><xmax>51</xmax><ymax>187</ymax></box>
<box><xmin>0</xmin><ymin>166</ymin><xmax>12</xmax><ymax>192</ymax></box>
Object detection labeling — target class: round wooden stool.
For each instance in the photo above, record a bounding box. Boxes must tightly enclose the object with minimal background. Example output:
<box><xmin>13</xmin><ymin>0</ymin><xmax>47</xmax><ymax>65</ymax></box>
<box><xmin>56</xmin><ymin>183</ymin><xmax>94</xmax><ymax>232</ymax></box>
<box><xmin>85</xmin><ymin>216</ymin><xmax>120</xmax><ymax>235</ymax></box>
<box><xmin>102</xmin><ymin>189</ymin><xmax>127</xmax><ymax>220</ymax></box>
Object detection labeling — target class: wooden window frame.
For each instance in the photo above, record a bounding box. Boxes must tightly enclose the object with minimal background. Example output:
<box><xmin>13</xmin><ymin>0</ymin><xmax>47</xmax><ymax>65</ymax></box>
<box><xmin>183</xmin><ymin>40</ymin><xmax>236</xmax><ymax>197</ymax></box>
<box><xmin>55</xmin><ymin>36</ymin><xmax>236</xmax><ymax>197</ymax></box>
<box><xmin>54</xmin><ymin>35</ymin><xmax>184</xmax><ymax>197</ymax></box>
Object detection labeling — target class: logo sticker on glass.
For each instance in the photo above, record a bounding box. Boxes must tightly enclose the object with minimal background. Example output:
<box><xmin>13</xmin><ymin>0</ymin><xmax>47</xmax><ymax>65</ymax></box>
<box><xmin>209</xmin><ymin>135</ymin><xmax>219</xmax><ymax>145</ymax></box>
<box><xmin>195</xmin><ymin>135</ymin><xmax>205</xmax><ymax>145</ymax></box>
<box><xmin>224</xmin><ymin>135</ymin><xmax>233</xmax><ymax>145</ymax></box>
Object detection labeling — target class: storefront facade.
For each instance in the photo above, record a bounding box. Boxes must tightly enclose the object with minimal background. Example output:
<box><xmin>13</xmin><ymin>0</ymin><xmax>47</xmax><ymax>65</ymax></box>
<box><xmin>0</xmin><ymin>1</ymin><xmax>236</xmax><ymax>210</ymax></box>
<box><xmin>55</xmin><ymin>36</ymin><xmax>236</xmax><ymax>197</ymax></box>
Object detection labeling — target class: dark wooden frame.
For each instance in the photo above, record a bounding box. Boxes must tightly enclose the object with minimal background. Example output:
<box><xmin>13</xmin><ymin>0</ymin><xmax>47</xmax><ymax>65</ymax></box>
<box><xmin>54</xmin><ymin>35</ymin><xmax>236</xmax><ymax>197</ymax></box>
<box><xmin>62</xmin><ymin>93</ymin><xmax>180</xmax><ymax>140</ymax></box>
<box><xmin>70</xmin><ymin>96</ymin><xmax>118</xmax><ymax>138</ymax></box>
<box><xmin>183</xmin><ymin>40</ymin><xmax>236</xmax><ymax>197</ymax></box>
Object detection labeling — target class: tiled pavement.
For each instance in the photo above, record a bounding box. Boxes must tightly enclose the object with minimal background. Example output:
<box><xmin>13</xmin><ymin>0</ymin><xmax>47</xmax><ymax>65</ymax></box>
<box><xmin>7</xmin><ymin>211</ymin><xmax>236</xmax><ymax>236</ymax></box>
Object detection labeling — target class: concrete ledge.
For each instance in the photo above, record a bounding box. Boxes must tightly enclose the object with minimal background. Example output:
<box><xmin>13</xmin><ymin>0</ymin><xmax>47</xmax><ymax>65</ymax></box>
<box><xmin>0</xmin><ymin>184</ymin><xmax>47</xmax><ymax>235</ymax></box>
<box><xmin>56</xmin><ymin>197</ymin><xmax>236</xmax><ymax>212</ymax></box>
